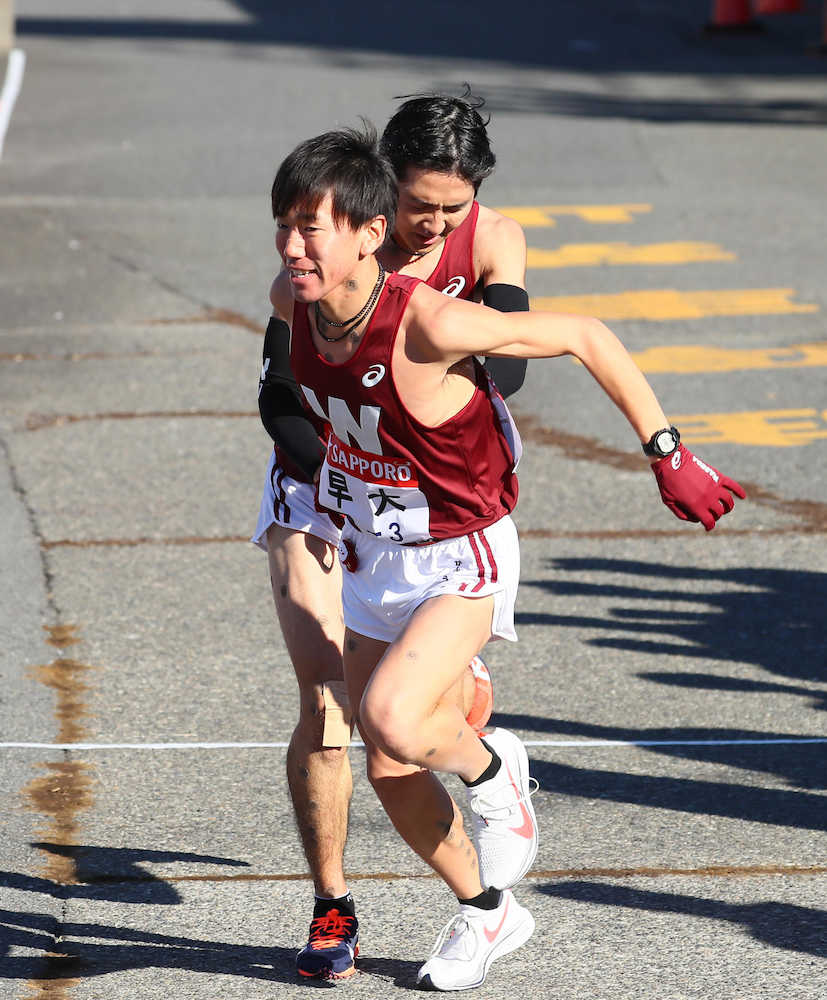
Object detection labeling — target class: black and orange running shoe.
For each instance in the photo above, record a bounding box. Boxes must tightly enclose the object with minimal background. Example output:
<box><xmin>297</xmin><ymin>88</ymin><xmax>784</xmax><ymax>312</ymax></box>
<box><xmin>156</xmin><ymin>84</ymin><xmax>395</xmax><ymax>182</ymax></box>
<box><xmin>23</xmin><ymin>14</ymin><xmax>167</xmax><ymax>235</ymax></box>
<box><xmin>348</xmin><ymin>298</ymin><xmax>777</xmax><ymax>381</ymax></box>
<box><xmin>296</xmin><ymin>904</ymin><xmax>359</xmax><ymax>980</ymax></box>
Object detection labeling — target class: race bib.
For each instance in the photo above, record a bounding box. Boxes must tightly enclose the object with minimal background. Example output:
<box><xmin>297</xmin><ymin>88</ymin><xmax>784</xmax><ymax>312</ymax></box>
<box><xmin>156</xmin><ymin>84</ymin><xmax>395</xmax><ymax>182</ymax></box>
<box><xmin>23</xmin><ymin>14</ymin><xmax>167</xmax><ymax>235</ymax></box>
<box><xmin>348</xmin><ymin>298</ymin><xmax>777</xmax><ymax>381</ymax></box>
<box><xmin>318</xmin><ymin>434</ymin><xmax>431</xmax><ymax>543</ymax></box>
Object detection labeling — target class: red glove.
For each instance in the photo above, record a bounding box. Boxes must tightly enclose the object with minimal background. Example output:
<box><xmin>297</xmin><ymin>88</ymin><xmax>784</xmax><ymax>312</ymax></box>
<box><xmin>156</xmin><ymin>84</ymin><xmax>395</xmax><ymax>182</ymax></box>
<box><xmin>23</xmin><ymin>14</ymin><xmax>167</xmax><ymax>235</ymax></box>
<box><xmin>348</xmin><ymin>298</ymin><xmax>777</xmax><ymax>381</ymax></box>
<box><xmin>652</xmin><ymin>444</ymin><xmax>745</xmax><ymax>531</ymax></box>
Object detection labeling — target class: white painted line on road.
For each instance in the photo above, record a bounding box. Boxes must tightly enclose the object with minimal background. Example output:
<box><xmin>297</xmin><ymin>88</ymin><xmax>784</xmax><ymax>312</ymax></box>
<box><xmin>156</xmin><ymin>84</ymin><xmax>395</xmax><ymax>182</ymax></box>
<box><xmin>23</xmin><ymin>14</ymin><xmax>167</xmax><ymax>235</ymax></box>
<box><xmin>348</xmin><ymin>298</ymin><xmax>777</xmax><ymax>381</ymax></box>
<box><xmin>2</xmin><ymin>738</ymin><xmax>825</xmax><ymax>751</ymax></box>
<box><xmin>1</xmin><ymin>741</ymin><xmax>298</xmax><ymax>750</ymax></box>
<box><xmin>522</xmin><ymin>738</ymin><xmax>827</xmax><ymax>748</ymax></box>
<box><xmin>0</xmin><ymin>49</ymin><xmax>26</xmax><ymax>160</ymax></box>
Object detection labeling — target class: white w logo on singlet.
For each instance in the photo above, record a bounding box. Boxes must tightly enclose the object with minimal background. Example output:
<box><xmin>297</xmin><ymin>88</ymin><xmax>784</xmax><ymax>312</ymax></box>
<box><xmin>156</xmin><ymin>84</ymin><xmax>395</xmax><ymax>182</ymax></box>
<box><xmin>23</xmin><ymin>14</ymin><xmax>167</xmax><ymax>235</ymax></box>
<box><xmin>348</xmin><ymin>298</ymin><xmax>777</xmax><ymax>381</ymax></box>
<box><xmin>301</xmin><ymin>385</ymin><xmax>382</xmax><ymax>453</ymax></box>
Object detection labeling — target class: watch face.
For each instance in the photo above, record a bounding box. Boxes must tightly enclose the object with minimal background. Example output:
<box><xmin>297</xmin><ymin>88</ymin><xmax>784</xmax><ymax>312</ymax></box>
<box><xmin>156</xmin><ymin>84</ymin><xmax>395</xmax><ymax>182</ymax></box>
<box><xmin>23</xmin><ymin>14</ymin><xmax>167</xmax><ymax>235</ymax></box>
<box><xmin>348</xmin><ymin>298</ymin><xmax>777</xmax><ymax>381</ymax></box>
<box><xmin>656</xmin><ymin>430</ymin><xmax>676</xmax><ymax>454</ymax></box>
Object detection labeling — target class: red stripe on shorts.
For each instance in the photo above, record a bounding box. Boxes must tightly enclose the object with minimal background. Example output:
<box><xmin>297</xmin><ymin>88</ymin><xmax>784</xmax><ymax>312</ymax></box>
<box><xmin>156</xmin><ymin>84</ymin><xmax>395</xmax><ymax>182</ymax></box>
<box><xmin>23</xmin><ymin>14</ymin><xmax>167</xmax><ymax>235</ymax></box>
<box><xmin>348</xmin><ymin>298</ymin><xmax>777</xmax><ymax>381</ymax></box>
<box><xmin>476</xmin><ymin>528</ymin><xmax>498</xmax><ymax>584</ymax></box>
<box><xmin>468</xmin><ymin>532</ymin><xmax>487</xmax><ymax>593</ymax></box>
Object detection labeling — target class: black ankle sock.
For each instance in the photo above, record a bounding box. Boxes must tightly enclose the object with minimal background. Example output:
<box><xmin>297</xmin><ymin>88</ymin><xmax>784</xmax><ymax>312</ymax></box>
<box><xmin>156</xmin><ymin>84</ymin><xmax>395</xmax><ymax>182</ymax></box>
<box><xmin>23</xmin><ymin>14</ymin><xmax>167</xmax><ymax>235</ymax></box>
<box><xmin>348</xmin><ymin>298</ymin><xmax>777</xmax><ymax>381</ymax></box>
<box><xmin>458</xmin><ymin>886</ymin><xmax>503</xmax><ymax>910</ymax></box>
<box><xmin>313</xmin><ymin>891</ymin><xmax>355</xmax><ymax>919</ymax></box>
<box><xmin>461</xmin><ymin>739</ymin><xmax>502</xmax><ymax>787</ymax></box>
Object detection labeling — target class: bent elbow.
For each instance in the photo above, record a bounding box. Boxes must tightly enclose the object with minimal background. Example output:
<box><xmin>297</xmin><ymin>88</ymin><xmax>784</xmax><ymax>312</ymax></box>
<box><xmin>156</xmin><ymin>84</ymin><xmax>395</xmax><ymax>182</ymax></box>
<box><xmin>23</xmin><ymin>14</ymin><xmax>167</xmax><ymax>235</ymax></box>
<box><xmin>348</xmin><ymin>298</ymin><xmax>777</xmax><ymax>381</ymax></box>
<box><xmin>575</xmin><ymin>316</ymin><xmax>615</xmax><ymax>363</ymax></box>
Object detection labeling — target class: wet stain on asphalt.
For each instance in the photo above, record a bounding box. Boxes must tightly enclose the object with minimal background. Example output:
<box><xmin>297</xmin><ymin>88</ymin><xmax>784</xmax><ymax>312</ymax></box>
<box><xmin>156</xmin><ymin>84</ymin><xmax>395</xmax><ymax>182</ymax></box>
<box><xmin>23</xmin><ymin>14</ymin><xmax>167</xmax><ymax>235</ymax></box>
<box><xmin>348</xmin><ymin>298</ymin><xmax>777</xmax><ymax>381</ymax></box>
<box><xmin>42</xmin><ymin>535</ymin><xmax>248</xmax><ymax>549</ymax></box>
<box><xmin>148</xmin><ymin>307</ymin><xmax>264</xmax><ymax>334</ymax></box>
<box><xmin>1</xmin><ymin>347</ymin><xmax>213</xmax><ymax>362</ymax></box>
<box><xmin>19</xmin><ymin>959</ymin><xmax>84</xmax><ymax>1000</ymax></box>
<box><xmin>24</xmin><ymin>410</ymin><xmax>256</xmax><ymax>431</ymax></box>
<box><xmin>28</xmin><ymin>633</ymin><xmax>92</xmax><ymax>746</ymax></box>
<box><xmin>24</xmin><ymin>760</ymin><xmax>94</xmax><ymax>885</ymax></box>
<box><xmin>44</xmin><ymin>624</ymin><xmax>82</xmax><ymax>652</ymax></box>
<box><xmin>22</xmin><ymin>625</ymin><xmax>96</xmax><ymax>998</ymax></box>
<box><xmin>72</xmin><ymin>863</ymin><xmax>827</xmax><ymax>885</ymax></box>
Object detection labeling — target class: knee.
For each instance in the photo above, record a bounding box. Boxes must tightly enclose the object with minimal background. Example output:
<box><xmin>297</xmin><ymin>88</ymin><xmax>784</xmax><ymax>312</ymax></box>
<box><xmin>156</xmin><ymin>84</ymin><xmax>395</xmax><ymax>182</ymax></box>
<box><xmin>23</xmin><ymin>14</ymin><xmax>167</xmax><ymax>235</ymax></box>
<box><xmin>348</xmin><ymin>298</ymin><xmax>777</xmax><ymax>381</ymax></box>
<box><xmin>359</xmin><ymin>691</ymin><xmax>420</xmax><ymax>764</ymax></box>
<box><xmin>296</xmin><ymin>681</ymin><xmax>327</xmax><ymax>723</ymax></box>
<box><xmin>294</xmin><ymin>679</ymin><xmax>352</xmax><ymax>752</ymax></box>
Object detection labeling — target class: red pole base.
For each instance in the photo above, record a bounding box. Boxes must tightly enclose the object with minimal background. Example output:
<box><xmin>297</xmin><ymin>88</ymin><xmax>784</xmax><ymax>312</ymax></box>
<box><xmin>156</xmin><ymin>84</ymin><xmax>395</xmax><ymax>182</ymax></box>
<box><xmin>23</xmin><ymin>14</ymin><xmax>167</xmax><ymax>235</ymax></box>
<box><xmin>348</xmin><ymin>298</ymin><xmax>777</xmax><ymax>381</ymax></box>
<box><xmin>754</xmin><ymin>0</ymin><xmax>804</xmax><ymax>12</ymax></box>
<box><xmin>704</xmin><ymin>0</ymin><xmax>764</xmax><ymax>32</ymax></box>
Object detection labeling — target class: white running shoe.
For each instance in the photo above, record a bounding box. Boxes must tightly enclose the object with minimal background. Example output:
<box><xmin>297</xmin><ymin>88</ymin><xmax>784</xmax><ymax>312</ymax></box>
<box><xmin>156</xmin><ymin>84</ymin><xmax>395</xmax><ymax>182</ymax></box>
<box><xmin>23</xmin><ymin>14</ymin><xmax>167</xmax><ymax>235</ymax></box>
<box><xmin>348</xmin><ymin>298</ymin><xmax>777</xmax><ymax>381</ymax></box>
<box><xmin>465</xmin><ymin>728</ymin><xmax>538</xmax><ymax>890</ymax></box>
<box><xmin>417</xmin><ymin>889</ymin><xmax>534</xmax><ymax>991</ymax></box>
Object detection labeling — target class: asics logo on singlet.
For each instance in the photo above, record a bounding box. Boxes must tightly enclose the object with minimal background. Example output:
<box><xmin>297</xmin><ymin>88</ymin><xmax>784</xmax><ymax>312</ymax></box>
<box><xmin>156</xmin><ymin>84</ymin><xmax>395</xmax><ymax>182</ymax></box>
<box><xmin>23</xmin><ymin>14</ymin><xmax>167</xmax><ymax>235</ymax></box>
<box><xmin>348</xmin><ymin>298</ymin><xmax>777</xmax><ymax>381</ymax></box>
<box><xmin>361</xmin><ymin>364</ymin><xmax>386</xmax><ymax>387</ymax></box>
<box><xmin>441</xmin><ymin>275</ymin><xmax>466</xmax><ymax>297</ymax></box>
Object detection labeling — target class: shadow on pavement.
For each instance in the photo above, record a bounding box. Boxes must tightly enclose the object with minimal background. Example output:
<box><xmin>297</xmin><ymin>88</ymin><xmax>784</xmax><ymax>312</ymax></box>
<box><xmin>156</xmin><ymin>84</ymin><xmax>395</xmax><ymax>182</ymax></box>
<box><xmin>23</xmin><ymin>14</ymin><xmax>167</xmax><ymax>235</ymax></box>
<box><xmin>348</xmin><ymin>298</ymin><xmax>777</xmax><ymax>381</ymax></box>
<box><xmin>446</xmin><ymin>82</ymin><xmax>827</xmax><ymax>126</ymax></box>
<box><xmin>519</xmin><ymin>558</ymin><xmax>827</xmax><ymax>686</ymax></box>
<box><xmin>491</xmin><ymin>712</ymin><xmax>826</xmax><ymax>790</ymax></box>
<box><xmin>0</xmin><ymin>896</ymin><xmax>421</xmax><ymax>985</ymax></box>
<box><xmin>538</xmin><ymin>880</ymin><xmax>827</xmax><ymax>958</ymax></box>
<box><xmin>358</xmin><ymin>954</ymin><xmax>429</xmax><ymax>991</ymax></box>
<box><xmin>0</xmin><ymin>905</ymin><xmax>297</xmax><ymax>981</ymax></box>
<box><xmin>521</xmin><ymin>753</ymin><xmax>827</xmax><ymax>831</ymax></box>
<box><xmin>637</xmin><ymin>671</ymin><xmax>827</xmax><ymax>712</ymax></box>
<box><xmin>1</xmin><ymin>847</ymin><xmax>420</xmax><ymax>985</ymax></box>
<box><xmin>494</xmin><ymin>556</ymin><xmax>827</xmax><ymax>835</ymax></box>
<box><xmin>16</xmin><ymin>1</ymin><xmax>827</xmax><ymax>80</ymax></box>
<box><xmin>1</xmin><ymin>844</ymin><xmax>251</xmax><ymax>904</ymax></box>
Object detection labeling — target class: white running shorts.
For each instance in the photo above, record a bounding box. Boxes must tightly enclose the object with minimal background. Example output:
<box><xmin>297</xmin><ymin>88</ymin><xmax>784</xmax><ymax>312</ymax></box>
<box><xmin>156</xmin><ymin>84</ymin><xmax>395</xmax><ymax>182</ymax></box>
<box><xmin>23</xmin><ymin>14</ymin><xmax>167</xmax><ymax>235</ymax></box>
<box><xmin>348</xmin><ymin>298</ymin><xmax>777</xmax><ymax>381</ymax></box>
<box><xmin>251</xmin><ymin>449</ymin><xmax>342</xmax><ymax>551</ymax></box>
<box><xmin>339</xmin><ymin>514</ymin><xmax>519</xmax><ymax>643</ymax></box>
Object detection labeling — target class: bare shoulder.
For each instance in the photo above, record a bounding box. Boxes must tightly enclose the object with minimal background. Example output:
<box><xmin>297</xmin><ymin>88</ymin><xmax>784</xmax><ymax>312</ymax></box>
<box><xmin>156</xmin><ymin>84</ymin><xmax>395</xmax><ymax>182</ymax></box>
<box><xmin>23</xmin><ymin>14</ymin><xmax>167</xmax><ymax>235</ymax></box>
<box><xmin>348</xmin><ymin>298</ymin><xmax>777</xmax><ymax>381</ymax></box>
<box><xmin>475</xmin><ymin>205</ymin><xmax>526</xmax><ymax>250</ymax></box>
<box><xmin>473</xmin><ymin>204</ymin><xmax>527</xmax><ymax>285</ymax></box>
<box><xmin>405</xmin><ymin>279</ymin><xmax>491</xmax><ymax>361</ymax></box>
<box><xmin>406</xmin><ymin>279</ymin><xmax>459</xmax><ymax>336</ymax></box>
<box><xmin>269</xmin><ymin>270</ymin><xmax>294</xmax><ymax>323</ymax></box>
<box><xmin>407</xmin><ymin>277</ymin><xmax>454</xmax><ymax>321</ymax></box>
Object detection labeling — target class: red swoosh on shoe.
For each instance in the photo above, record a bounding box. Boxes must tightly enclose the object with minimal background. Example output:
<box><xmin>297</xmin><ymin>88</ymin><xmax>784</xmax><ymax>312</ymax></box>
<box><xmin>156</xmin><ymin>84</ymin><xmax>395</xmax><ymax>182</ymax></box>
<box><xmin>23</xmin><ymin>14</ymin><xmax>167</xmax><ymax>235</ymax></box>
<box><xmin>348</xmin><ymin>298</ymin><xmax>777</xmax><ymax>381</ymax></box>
<box><xmin>504</xmin><ymin>763</ymin><xmax>534</xmax><ymax>839</ymax></box>
<box><xmin>483</xmin><ymin>895</ymin><xmax>511</xmax><ymax>943</ymax></box>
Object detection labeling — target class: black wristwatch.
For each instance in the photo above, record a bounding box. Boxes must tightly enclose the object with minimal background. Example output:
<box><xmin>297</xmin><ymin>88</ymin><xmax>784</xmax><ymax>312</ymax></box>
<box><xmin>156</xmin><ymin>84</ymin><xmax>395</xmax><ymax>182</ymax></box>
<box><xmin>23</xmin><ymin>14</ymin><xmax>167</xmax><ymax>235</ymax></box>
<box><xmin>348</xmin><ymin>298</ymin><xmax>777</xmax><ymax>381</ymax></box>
<box><xmin>642</xmin><ymin>426</ymin><xmax>681</xmax><ymax>458</ymax></box>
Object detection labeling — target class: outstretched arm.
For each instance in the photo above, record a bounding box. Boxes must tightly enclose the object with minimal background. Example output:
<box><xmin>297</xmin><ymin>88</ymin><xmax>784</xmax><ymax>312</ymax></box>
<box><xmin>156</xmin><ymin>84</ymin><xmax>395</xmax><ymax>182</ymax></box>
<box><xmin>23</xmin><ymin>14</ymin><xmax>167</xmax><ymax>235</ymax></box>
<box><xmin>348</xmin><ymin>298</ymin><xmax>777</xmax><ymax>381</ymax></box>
<box><xmin>422</xmin><ymin>293</ymin><xmax>671</xmax><ymax>442</ymax></box>
<box><xmin>413</xmin><ymin>289</ymin><xmax>746</xmax><ymax>530</ymax></box>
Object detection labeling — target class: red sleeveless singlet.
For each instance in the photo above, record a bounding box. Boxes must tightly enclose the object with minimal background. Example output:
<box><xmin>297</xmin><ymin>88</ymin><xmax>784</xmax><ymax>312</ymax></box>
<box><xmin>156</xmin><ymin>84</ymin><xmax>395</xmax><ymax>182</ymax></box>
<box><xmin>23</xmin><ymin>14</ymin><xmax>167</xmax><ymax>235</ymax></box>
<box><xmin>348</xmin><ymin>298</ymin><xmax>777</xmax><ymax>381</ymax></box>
<box><xmin>290</xmin><ymin>271</ymin><xmax>519</xmax><ymax>544</ymax></box>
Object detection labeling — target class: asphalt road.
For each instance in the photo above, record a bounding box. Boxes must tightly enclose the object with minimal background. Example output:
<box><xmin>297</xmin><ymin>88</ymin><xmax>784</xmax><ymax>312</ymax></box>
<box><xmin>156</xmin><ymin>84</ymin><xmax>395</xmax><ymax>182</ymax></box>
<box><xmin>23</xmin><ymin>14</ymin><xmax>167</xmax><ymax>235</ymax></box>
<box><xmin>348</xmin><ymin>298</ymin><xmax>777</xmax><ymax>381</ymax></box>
<box><xmin>1</xmin><ymin>2</ymin><xmax>826</xmax><ymax>998</ymax></box>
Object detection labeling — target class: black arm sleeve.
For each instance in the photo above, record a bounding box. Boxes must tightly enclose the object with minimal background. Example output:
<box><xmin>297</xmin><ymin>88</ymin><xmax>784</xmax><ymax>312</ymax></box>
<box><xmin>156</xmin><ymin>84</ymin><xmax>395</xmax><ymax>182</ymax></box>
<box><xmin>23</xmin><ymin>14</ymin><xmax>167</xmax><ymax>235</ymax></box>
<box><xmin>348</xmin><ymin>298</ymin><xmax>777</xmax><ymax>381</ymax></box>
<box><xmin>481</xmin><ymin>284</ymin><xmax>529</xmax><ymax>399</ymax></box>
<box><xmin>258</xmin><ymin>317</ymin><xmax>325</xmax><ymax>483</ymax></box>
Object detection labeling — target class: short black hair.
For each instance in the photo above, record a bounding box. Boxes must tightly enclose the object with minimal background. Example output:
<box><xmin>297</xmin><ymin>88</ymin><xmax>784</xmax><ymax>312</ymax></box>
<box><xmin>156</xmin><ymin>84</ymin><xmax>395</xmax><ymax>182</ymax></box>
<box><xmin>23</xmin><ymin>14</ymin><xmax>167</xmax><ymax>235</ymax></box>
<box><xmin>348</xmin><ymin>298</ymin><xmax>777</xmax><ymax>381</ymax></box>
<box><xmin>271</xmin><ymin>123</ymin><xmax>397</xmax><ymax>234</ymax></box>
<box><xmin>379</xmin><ymin>89</ymin><xmax>496</xmax><ymax>192</ymax></box>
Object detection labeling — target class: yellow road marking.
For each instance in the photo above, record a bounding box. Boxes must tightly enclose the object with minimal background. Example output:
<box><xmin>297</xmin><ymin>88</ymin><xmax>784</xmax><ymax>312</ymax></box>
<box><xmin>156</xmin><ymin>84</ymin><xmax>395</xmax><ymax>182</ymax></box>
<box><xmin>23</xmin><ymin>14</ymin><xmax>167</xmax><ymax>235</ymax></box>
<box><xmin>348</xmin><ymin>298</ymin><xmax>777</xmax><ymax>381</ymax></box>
<box><xmin>630</xmin><ymin>342</ymin><xmax>827</xmax><ymax>373</ymax></box>
<box><xmin>531</xmin><ymin>288</ymin><xmax>818</xmax><ymax>321</ymax></box>
<box><xmin>678</xmin><ymin>409</ymin><xmax>827</xmax><ymax>447</ymax></box>
<box><xmin>527</xmin><ymin>242</ymin><xmax>735</xmax><ymax>268</ymax></box>
<box><xmin>496</xmin><ymin>204</ymin><xmax>652</xmax><ymax>227</ymax></box>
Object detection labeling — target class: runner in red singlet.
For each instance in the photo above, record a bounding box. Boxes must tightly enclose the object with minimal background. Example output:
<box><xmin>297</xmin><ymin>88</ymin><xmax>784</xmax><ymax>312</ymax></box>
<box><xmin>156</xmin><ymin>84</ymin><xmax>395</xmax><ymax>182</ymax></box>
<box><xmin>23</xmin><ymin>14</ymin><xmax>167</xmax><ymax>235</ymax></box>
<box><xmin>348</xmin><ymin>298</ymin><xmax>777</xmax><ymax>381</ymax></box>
<box><xmin>265</xmin><ymin>124</ymin><xmax>744</xmax><ymax>991</ymax></box>
<box><xmin>254</xmin><ymin>94</ymin><xmax>530</xmax><ymax>982</ymax></box>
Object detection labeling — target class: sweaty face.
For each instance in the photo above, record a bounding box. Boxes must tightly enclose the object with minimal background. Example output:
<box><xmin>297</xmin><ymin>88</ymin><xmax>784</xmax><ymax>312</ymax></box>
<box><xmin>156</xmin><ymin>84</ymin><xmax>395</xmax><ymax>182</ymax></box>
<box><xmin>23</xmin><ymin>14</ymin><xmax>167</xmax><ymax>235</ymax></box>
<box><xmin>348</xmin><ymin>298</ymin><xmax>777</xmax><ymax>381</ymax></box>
<box><xmin>394</xmin><ymin>168</ymin><xmax>475</xmax><ymax>255</ymax></box>
<box><xmin>275</xmin><ymin>192</ymin><xmax>365</xmax><ymax>302</ymax></box>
